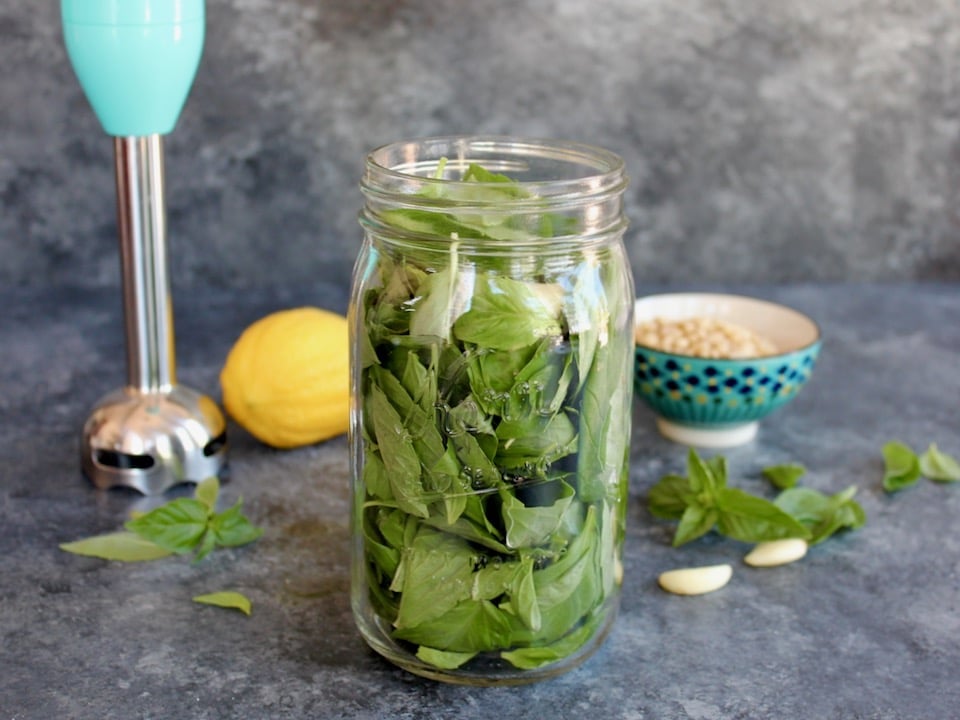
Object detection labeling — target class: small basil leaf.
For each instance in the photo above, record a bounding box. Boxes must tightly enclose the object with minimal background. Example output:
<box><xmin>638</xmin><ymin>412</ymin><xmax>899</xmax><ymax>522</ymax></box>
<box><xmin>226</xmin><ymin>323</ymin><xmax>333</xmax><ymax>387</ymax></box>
<box><xmin>647</xmin><ymin>474</ymin><xmax>693</xmax><ymax>521</ymax></box>
<box><xmin>367</xmin><ymin>383</ymin><xmax>429</xmax><ymax>518</ymax></box>
<box><xmin>194</xmin><ymin>476</ymin><xmax>220</xmax><ymax>511</ymax></box>
<box><xmin>762</xmin><ymin>463</ymin><xmax>806</xmax><ymax>490</ymax></box>
<box><xmin>919</xmin><ymin>443</ymin><xmax>960</xmax><ymax>482</ymax></box>
<box><xmin>882</xmin><ymin>441</ymin><xmax>921</xmax><ymax>492</ymax></box>
<box><xmin>60</xmin><ymin>531</ymin><xmax>174</xmax><ymax>562</ymax></box>
<box><xmin>124</xmin><ymin>498</ymin><xmax>210</xmax><ymax>554</ymax></box>
<box><xmin>775</xmin><ymin>486</ymin><xmax>865</xmax><ymax>545</ymax></box>
<box><xmin>500</xmin><ymin>481</ymin><xmax>575</xmax><ymax>549</ymax></box>
<box><xmin>704</xmin><ymin>455</ymin><xmax>728</xmax><ymax>489</ymax></box>
<box><xmin>415</xmin><ymin>646</ymin><xmax>477</xmax><ymax>670</ymax></box>
<box><xmin>673</xmin><ymin>503</ymin><xmax>718</xmax><ymax>546</ymax></box>
<box><xmin>194</xmin><ymin>531</ymin><xmax>218</xmax><ymax>561</ymax></box>
<box><xmin>453</xmin><ymin>275</ymin><xmax>563</xmax><ymax>351</ymax></box>
<box><xmin>393</xmin><ymin>598</ymin><xmax>514</xmax><ymax>654</ymax></box>
<box><xmin>687</xmin><ymin>449</ymin><xmax>722</xmax><ymax>495</ymax></box>
<box><xmin>715</xmin><ymin>487</ymin><xmax>811</xmax><ymax>543</ymax></box>
<box><xmin>210</xmin><ymin>499</ymin><xmax>263</xmax><ymax>548</ymax></box>
<box><xmin>501</xmin><ymin>614</ymin><xmax>600</xmax><ymax>670</ymax></box>
<box><xmin>192</xmin><ymin>591</ymin><xmax>252</xmax><ymax>616</ymax></box>
<box><xmin>393</xmin><ymin>527</ymin><xmax>476</xmax><ymax>630</ymax></box>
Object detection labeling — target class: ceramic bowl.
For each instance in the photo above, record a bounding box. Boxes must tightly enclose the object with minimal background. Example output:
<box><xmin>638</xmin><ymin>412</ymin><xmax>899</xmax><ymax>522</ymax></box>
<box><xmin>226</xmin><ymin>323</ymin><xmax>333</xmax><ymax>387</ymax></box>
<box><xmin>633</xmin><ymin>293</ymin><xmax>822</xmax><ymax>448</ymax></box>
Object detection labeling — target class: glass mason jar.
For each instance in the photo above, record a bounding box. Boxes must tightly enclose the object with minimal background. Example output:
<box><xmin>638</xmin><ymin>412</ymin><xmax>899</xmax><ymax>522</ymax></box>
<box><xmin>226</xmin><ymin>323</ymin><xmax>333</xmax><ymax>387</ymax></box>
<box><xmin>348</xmin><ymin>136</ymin><xmax>634</xmax><ymax>685</ymax></box>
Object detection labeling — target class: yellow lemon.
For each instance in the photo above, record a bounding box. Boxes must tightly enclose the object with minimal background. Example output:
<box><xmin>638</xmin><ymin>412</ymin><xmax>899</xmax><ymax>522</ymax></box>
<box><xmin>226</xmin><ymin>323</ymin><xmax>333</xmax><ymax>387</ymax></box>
<box><xmin>220</xmin><ymin>307</ymin><xmax>350</xmax><ymax>449</ymax></box>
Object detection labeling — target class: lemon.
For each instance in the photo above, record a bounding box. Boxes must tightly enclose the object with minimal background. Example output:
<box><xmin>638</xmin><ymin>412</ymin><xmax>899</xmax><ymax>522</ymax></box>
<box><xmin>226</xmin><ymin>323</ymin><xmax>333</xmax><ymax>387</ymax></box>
<box><xmin>220</xmin><ymin>307</ymin><xmax>350</xmax><ymax>449</ymax></box>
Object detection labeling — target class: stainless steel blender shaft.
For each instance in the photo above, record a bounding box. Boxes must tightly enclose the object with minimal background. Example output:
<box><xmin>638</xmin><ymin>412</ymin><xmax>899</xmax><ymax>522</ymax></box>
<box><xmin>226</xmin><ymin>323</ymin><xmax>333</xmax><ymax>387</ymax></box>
<box><xmin>115</xmin><ymin>135</ymin><xmax>175</xmax><ymax>392</ymax></box>
<box><xmin>80</xmin><ymin>135</ymin><xmax>227</xmax><ymax>495</ymax></box>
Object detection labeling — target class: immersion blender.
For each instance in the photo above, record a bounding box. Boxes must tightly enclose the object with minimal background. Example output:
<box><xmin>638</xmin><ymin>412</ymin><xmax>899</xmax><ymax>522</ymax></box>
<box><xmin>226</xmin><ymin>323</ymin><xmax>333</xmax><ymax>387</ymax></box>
<box><xmin>61</xmin><ymin>0</ymin><xmax>227</xmax><ymax>494</ymax></box>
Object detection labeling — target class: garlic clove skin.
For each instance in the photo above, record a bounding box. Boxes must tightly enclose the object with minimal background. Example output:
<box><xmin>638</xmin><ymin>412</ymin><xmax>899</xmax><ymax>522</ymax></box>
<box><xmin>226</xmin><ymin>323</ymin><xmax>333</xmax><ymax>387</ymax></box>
<box><xmin>657</xmin><ymin>564</ymin><xmax>733</xmax><ymax>596</ymax></box>
<box><xmin>744</xmin><ymin>538</ymin><xmax>809</xmax><ymax>567</ymax></box>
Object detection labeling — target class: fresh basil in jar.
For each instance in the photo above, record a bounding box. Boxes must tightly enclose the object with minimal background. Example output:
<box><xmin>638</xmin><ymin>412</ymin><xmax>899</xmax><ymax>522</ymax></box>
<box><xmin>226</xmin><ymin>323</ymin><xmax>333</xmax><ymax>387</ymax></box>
<box><xmin>348</xmin><ymin>137</ymin><xmax>634</xmax><ymax>684</ymax></box>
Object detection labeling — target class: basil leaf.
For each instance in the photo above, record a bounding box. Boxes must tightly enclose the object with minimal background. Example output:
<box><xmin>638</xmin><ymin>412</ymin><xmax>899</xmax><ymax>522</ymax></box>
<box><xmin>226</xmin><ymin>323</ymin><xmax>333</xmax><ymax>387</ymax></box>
<box><xmin>715</xmin><ymin>487</ymin><xmax>811</xmax><ymax>543</ymax></box>
<box><xmin>450</xmin><ymin>431</ymin><xmax>501</xmax><ymax>488</ymax></box>
<box><xmin>518</xmin><ymin>505</ymin><xmax>603</xmax><ymax>645</ymax></box>
<box><xmin>882</xmin><ymin>441</ymin><xmax>921</xmax><ymax>492</ymax></box>
<box><xmin>647</xmin><ymin>473</ymin><xmax>693</xmax><ymax>520</ymax></box>
<box><xmin>919</xmin><ymin>443</ymin><xmax>960</xmax><ymax>482</ymax></box>
<box><xmin>673</xmin><ymin>503</ymin><xmax>718</xmax><ymax>547</ymax></box>
<box><xmin>446</xmin><ymin>395</ymin><xmax>496</xmax><ymax>438</ymax></box>
<box><xmin>501</xmin><ymin>481</ymin><xmax>576</xmax><ymax>549</ymax></box>
<box><xmin>192</xmin><ymin>591</ymin><xmax>252</xmax><ymax>616</ymax></box>
<box><xmin>453</xmin><ymin>275</ymin><xmax>563</xmax><ymax>351</ymax></box>
<box><xmin>510</xmin><ymin>557</ymin><xmax>542</xmax><ymax>632</ymax></box>
<box><xmin>363</xmin><ymin>515</ymin><xmax>401</xmax><ymax>579</ymax></box>
<box><xmin>415</xmin><ymin>646</ymin><xmax>477</xmax><ymax>670</ymax></box>
<box><xmin>775</xmin><ymin>486</ymin><xmax>866</xmax><ymax>545</ymax></box>
<box><xmin>495</xmin><ymin>413</ymin><xmax>578</xmax><ymax>475</ymax></box>
<box><xmin>194</xmin><ymin>476</ymin><xmax>220</xmax><ymax>511</ymax></box>
<box><xmin>367</xmin><ymin>383</ymin><xmax>429</xmax><ymax>518</ymax></box>
<box><xmin>501</xmin><ymin>613</ymin><xmax>600</xmax><ymax>670</ymax></box>
<box><xmin>420</xmin><ymin>512</ymin><xmax>510</xmax><ymax>554</ymax></box>
<box><xmin>504</xmin><ymin>337</ymin><xmax>575</xmax><ymax>423</ymax></box>
<box><xmin>576</xmin><ymin>308</ymin><xmax>631</xmax><ymax>503</ymax></box>
<box><xmin>688</xmin><ymin>449</ymin><xmax>723</xmax><ymax>495</ymax></box>
<box><xmin>358</xmin><ymin>319</ymin><xmax>380</xmax><ymax>369</ymax></box>
<box><xmin>762</xmin><ymin>463</ymin><xmax>806</xmax><ymax>490</ymax></box>
<box><xmin>408</xmin><ymin>265</ymin><xmax>465</xmax><ymax>341</ymax></box>
<box><xmin>124</xmin><ymin>498</ymin><xmax>210</xmax><ymax>554</ymax></box>
<box><xmin>363</xmin><ymin>448</ymin><xmax>393</xmax><ymax>501</ymax></box>
<box><xmin>60</xmin><ymin>531</ymin><xmax>174</xmax><ymax>562</ymax></box>
<box><xmin>462</xmin><ymin>162</ymin><xmax>527</xmax><ymax>189</ymax></box>
<box><xmin>210</xmin><ymin>499</ymin><xmax>263</xmax><ymax>548</ymax></box>
<box><xmin>394</xmin><ymin>598</ymin><xmax>514</xmax><ymax>653</ymax></box>
<box><xmin>393</xmin><ymin>527</ymin><xmax>476</xmax><ymax>630</ymax></box>
<box><xmin>565</xmin><ymin>261</ymin><xmax>605</xmax><ymax>393</ymax></box>
<box><xmin>194</xmin><ymin>531</ymin><xmax>217</xmax><ymax>561</ymax></box>
<box><xmin>704</xmin><ymin>455</ymin><xmax>728</xmax><ymax>489</ymax></box>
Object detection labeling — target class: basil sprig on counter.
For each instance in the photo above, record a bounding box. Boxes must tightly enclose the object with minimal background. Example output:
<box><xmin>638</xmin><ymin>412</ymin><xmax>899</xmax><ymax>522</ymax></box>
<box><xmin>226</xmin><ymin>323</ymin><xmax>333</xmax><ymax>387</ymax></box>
<box><xmin>648</xmin><ymin>451</ymin><xmax>865</xmax><ymax>547</ymax></box>
<box><xmin>358</xmin><ymin>162</ymin><xmax>631</xmax><ymax>670</ymax></box>
<box><xmin>61</xmin><ymin>477</ymin><xmax>262</xmax><ymax>561</ymax></box>
<box><xmin>648</xmin><ymin>450</ymin><xmax>810</xmax><ymax>546</ymax></box>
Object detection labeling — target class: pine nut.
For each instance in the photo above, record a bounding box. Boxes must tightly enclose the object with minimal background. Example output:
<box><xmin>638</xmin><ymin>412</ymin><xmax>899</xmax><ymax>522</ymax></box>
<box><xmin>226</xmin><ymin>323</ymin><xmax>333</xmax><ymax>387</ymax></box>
<box><xmin>635</xmin><ymin>316</ymin><xmax>777</xmax><ymax>359</ymax></box>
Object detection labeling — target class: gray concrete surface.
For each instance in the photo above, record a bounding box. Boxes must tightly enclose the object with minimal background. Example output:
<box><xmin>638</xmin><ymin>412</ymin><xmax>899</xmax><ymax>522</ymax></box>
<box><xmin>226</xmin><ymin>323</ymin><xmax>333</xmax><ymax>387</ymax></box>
<box><xmin>2</xmin><ymin>0</ymin><xmax>959</xmax><ymax>291</ymax></box>
<box><xmin>1</xmin><ymin>283</ymin><xmax>958</xmax><ymax>718</ymax></box>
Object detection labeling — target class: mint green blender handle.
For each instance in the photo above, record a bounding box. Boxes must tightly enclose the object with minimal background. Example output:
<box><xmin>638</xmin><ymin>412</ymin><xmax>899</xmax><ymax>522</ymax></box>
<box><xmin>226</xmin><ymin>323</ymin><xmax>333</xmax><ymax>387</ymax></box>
<box><xmin>61</xmin><ymin>0</ymin><xmax>205</xmax><ymax>136</ymax></box>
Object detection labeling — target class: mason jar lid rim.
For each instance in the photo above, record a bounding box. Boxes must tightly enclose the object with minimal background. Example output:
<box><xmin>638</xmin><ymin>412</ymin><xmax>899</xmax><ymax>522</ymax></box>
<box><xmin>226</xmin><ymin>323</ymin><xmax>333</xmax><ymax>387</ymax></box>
<box><xmin>364</xmin><ymin>135</ymin><xmax>627</xmax><ymax>192</ymax></box>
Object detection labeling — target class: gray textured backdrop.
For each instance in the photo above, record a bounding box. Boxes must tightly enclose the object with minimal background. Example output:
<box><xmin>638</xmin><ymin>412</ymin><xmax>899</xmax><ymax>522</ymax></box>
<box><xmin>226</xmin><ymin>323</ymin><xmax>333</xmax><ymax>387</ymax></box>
<box><xmin>2</xmin><ymin>0</ymin><xmax>959</xmax><ymax>294</ymax></box>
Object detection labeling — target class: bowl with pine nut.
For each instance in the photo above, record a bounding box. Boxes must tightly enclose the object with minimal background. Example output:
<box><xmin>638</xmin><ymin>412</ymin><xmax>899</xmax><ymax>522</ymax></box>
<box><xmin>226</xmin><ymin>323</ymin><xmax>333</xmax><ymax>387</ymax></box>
<box><xmin>633</xmin><ymin>293</ymin><xmax>821</xmax><ymax>448</ymax></box>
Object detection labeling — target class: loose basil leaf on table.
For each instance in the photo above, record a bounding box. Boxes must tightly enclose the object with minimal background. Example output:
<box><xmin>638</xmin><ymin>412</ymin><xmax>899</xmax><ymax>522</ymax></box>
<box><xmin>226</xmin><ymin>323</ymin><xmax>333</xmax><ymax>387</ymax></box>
<box><xmin>774</xmin><ymin>485</ymin><xmax>866</xmax><ymax>545</ymax></box>
<box><xmin>59</xmin><ymin>531</ymin><xmax>174</xmax><ymax>562</ymax></box>
<box><xmin>918</xmin><ymin>443</ymin><xmax>960</xmax><ymax>482</ymax></box>
<box><xmin>881</xmin><ymin>441</ymin><xmax>922</xmax><ymax>492</ymax></box>
<box><xmin>192</xmin><ymin>591</ymin><xmax>252</xmax><ymax>616</ymax></box>
<box><xmin>762</xmin><ymin>463</ymin><xmax>807</xmax><ymax>490</ymax></box>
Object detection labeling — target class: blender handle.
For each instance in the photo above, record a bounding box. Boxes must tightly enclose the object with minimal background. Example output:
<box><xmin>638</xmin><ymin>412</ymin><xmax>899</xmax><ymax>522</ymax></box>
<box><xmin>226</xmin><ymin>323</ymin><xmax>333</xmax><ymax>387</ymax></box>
<box><xmin>61</xmin><ymin>0</ymin><xmax>205</xmax><ymax>137</ymax></box>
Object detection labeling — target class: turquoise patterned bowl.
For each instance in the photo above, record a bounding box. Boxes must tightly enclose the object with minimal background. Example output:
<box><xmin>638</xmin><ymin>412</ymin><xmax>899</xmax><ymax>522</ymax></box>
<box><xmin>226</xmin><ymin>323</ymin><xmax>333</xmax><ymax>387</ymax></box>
<box><xmin>633</xmin><ymin>293</ymin><xmax>821</xmax><ymax>448</ymax></box>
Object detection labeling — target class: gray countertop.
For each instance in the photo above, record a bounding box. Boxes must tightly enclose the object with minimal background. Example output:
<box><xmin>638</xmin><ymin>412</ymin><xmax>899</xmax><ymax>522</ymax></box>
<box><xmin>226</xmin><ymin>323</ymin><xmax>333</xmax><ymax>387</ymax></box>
<box><xmin>2</xmin><ymin>283</ymin><xmax>958</xmax><ymax>720</ymax></box>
